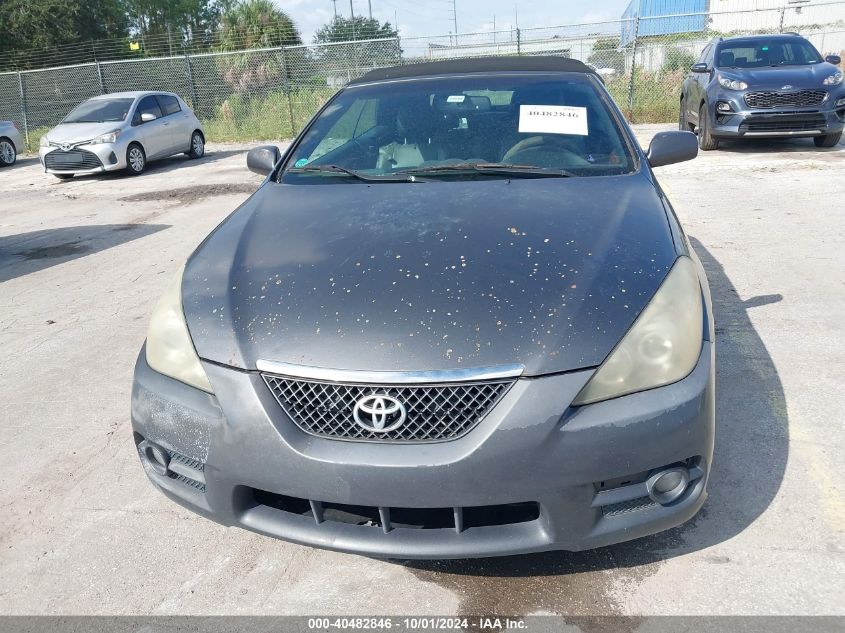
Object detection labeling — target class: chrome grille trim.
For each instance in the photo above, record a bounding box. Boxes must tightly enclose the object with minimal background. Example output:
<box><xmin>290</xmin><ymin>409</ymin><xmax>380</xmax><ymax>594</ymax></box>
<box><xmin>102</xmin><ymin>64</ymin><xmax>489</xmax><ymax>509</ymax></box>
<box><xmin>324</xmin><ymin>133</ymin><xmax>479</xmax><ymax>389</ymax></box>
<box><xmin>744</xmin><ymin>89</ymin><xmax>827</xmax><ymax>109</ymax></box>
<box><xmin>255</xmin><ymin>360</ymin><xmax>524</xmax><ymax>384</ymax></box>
<box><xmin>261</xmin><ymin>374</ymin><xmax>516</xmax><ymax>443</ymax></box>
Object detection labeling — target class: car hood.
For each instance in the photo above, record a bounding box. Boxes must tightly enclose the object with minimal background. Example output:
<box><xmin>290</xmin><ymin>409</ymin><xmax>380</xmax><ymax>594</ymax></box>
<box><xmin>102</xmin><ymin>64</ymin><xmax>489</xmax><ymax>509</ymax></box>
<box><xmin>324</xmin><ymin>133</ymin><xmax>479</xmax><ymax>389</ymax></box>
<box><xmin>45</xmin><ymin>121</ymin><xmax>124</xmax><ymax>144</ymax></box>
<box><xmin>722</xmin><ymin>62</ymin><xmax>839</xmax><ymax>89</ymax></box>
<box><xmin>183</xmin><ymin>174</ymin><xmax>678</xmax><ymax>376</ymax></box>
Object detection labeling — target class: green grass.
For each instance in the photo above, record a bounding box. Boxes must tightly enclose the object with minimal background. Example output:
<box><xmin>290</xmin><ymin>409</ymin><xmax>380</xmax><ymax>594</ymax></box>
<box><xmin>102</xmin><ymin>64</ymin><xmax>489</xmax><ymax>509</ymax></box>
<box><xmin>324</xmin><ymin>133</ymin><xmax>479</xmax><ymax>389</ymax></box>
<box><xmin>605</xmin><ymin>70</ymin><xmax>684</xmax><ymax>124</ymax></box>
<box><xmin>22</xmin><ymin>126</ymin><xmax>51</xmax><ymax>153</ymax></box>
<box><xmin>199</xmin><ymin>87</ymin><xmax>336</xmax><ymax>142</ymax></box>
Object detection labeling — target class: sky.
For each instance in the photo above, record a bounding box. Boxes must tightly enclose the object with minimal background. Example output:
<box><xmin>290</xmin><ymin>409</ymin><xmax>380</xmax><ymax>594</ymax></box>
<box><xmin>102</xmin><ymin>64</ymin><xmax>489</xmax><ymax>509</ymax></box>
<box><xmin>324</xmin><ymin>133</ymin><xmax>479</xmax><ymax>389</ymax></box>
<box><xmin>279</xmin><ymin>0</ymin><xmax>634</xmax><ymax>42</ymax></box>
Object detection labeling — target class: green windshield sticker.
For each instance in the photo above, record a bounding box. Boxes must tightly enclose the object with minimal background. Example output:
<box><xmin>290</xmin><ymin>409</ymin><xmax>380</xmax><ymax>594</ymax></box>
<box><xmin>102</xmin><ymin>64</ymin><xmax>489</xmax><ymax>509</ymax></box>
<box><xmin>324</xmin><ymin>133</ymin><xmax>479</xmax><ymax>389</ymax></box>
<box><xmin>761</xmin><ymin>46</ymin><xmax>769</xmax><ymax>51</ymax></box>
<box><xmin>294</xmin><ymin>158</ymin><xmax>309</xmax><ymax>167</ymax></box>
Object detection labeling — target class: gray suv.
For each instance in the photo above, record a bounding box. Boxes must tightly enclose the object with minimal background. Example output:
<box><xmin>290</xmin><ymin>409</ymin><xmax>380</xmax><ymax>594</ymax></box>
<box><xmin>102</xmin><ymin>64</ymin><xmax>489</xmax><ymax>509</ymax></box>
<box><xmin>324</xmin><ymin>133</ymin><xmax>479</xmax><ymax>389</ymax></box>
<box><xmin>680</xmin><ymin>33</ymin><xmax>845</xmax><ymax>149</ymax></box>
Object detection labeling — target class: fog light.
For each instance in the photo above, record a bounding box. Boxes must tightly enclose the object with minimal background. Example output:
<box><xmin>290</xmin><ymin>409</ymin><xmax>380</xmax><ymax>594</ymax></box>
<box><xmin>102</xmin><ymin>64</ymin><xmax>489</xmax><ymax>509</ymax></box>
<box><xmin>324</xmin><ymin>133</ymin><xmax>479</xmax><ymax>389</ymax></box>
<box><xmin>717</xmin><ymin>101</ymin><xmax>732</xmax><ymax>112</ymax></box>
<box><xmin>139</xmin><ymin>440</ymin><xmax>170</xmax><ymax>476</ymax></box>
<box><xmin>646</xmin><ymin>466</ymin><xmax>690</xmax><ymax>505</ymax></box>
<box><xmin>836</xmin><ymin>96</ymin><xmax>845</xmax><ymax>108</ymax></box>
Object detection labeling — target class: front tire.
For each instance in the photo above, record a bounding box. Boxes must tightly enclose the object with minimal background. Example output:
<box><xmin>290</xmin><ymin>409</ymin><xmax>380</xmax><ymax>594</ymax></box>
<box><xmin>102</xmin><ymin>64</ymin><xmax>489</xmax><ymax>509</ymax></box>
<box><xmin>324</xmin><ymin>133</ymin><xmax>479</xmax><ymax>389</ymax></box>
<box><xmin>814</xmin><ymin>132</ymin><xmax>842</xmax><ymax>148</ymax></box>
<box><xmin>698</xmin><ymin>104</ymin><xmax>719</xmax><ymax>151</ymax></box>
<box><xmin>0</xmin><ymin>137</ymin><xmax>16</xmax><ymax>166</ymax></box>
<box><xmin>679</xmin><ymin>98</ymin><xmax>689</xmax><ymax>131</ymax></box>
<box><xmin>187</xmin><ymin>131</ymin><xmax>204</xmax><ymax>159</ymax></box>
<box><xmin>126</xmin><ymin>143</ymin><xmax>146</xmax><ymax>176</ymax></box>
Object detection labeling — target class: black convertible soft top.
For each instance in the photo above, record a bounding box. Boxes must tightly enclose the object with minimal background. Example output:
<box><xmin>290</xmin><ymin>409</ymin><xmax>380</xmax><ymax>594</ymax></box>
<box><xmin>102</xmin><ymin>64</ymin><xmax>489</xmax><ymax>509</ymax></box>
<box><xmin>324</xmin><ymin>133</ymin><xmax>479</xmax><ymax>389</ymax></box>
<box><xmin>348</xmin><ymin>56</ymin><xmax>597</xmax><ymax>85</ymax></box>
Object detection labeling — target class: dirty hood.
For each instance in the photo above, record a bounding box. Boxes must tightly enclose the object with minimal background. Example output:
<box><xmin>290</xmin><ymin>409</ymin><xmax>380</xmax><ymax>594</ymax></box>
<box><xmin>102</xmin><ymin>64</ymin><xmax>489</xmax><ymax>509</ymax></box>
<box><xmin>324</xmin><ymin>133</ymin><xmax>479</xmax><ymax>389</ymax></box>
<box><xmin>183</xmin><ymin>174</ymin><xmax>678</xmax><ymax>376</ymax></box>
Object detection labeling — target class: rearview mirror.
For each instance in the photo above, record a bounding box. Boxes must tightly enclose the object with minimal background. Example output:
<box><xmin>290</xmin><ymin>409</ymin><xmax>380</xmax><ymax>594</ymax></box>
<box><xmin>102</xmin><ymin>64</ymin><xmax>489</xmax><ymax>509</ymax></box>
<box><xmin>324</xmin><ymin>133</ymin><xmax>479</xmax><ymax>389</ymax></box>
<box><xmin>140</xmin><ymin>112</ymin><xmax>157</xmax><ymax>122</ymax></box>
<box><xmin>647</xmin><ymin>131</ymin><xmax>698</xmax><ymax>168</ymax></box>
<box><xmin>825</xmin><ymin>54</ymin><xmax>842</xmax><ymax>65</ymax></box>
<box><xmin>247</xmin><ymin>145</ymin><xmax>281</xmax><ymax>176</ymax></box>
<box><xmin>691</xmin><ymin>62</ymin><xmax>709</xmax><ymax>73</ymax></box>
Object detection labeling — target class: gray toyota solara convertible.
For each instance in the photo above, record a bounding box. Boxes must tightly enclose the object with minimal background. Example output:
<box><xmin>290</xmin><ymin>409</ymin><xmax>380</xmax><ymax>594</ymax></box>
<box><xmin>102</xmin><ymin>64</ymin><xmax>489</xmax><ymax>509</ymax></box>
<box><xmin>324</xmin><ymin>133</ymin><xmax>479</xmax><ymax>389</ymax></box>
<box><xmin>132</xmin><ymin>57</ymin><xmax>714</xmax><ymax>558</ymax></box>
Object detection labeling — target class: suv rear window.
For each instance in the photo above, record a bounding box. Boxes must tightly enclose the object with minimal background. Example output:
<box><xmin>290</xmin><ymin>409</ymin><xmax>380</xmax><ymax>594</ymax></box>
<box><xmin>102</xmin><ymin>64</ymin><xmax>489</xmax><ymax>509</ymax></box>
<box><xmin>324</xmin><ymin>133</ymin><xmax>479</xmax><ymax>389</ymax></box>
<box><xmin>157</xmin><ymin>94</ymin><xmax>182</xmax><ymax>116</ymax></box>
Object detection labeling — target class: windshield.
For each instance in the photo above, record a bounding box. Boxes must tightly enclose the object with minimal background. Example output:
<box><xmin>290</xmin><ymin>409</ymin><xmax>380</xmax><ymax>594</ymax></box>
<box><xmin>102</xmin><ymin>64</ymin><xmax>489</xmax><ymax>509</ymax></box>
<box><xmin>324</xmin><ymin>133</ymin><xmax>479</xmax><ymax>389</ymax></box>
<box><xmin>63</xmin><ymin>98</ymin><xmax>135</xmax><ymax>123</ymax></box>
<box><xmin>716</xmin><ymin>39</ymin><xmax>822</xmax><ymax>68</ymax></box>
<box><xmin>281</xmin><ymin>73</ymin><xmax>634</xmax><ymax>183</ymax></box>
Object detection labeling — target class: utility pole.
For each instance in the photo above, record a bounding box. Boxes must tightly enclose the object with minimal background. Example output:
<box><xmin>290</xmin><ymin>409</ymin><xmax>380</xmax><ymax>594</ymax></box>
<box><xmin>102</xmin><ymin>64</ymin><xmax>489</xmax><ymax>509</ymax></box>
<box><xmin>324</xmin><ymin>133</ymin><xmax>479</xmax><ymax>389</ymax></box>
<box><xmin>368</xmin><ymin>0</ymin><xmax>372</xmax><ymax>20</ymax></box>
<box><xmin>450</xmin><ymin>0</ymin><xmax>458</xmax><ymax>44</ymax></box>
<box><xmin>349</xmin><ymin>0</ymin><xmax>356</xmax><ymax>39</ymax></box>
<box><xmin>331</xmin><ymin>0</ymin><xmax>337</xmax><ymax>19</ymax></box>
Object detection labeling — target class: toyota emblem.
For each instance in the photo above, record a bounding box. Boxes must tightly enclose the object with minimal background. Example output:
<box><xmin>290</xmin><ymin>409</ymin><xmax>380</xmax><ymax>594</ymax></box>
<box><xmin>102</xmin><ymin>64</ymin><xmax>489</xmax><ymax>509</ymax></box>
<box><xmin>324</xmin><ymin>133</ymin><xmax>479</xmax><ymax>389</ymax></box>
<box><xmin>60</xmin><ymin>143</ymin><xmax>72</xmax><ymax>151</ymax></box>
<box><xmin>353</xmin><ymin>394</ymin><xmax>407</xmax><ymax>433</ymax></box>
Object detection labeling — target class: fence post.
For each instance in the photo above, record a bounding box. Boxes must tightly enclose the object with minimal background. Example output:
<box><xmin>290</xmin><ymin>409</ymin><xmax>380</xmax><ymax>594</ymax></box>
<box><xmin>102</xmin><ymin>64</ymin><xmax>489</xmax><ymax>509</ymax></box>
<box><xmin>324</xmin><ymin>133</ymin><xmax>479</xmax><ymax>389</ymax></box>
<box><xmin>184</xmin><ymin>54</ymin><xmax>199</xmax><ymax>112</ymax></box>
<box><xmin>516</xmin><ymin>28</ymin><xmax>522</xmax><ymax>55</ymax></box>
<box><xmin>17</xmin><ymin>71</ymin><xmax>29</xmax><ymax>149</ymax></box>
<box><xmin>279</xmin><ymin>46</ymin><xmax>295</xmax><ymax>137</ymax></box>
<box><xmin>626</xmin><ymin>15</ymin><xmax>640</xmax><ymax>123</ymax></box>
<box><xmin>778</xmin><ymin>7</ymin><xmax>786</xmax><ymax>32</ymax></box>
<box><xmin>95</xmin><ymin>61</ymin><xmax>106</xmax><ymax>94</ymax></box>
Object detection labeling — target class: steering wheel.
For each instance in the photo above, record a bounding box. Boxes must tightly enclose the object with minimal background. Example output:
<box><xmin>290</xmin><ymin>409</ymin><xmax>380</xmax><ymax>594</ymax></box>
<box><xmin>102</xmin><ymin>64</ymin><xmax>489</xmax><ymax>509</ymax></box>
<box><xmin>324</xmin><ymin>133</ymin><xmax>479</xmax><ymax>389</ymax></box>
<box><xmin>502</xmin><ymin>135</ymin><xmax>591</xmax><ymax>168</ymax></box>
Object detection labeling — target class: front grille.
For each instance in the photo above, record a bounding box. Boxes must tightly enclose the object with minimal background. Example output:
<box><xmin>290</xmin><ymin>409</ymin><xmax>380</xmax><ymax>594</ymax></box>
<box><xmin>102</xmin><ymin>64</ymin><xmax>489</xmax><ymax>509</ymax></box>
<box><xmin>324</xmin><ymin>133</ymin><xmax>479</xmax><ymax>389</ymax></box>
<box><xmin>740</xmin><ymin>114</ymin><xmax>826</xmax><ymax>133</ymax></box>
<box><xmin>262</xmin><ymin>374</ymin><xmax>514</xmax><ymax>442</ymax></box>
<box><xmin>601</xmin><ymin>496</ymin><xmax>657</xmax><ymax>517</ymax></box>
<box><xmin>744</xmin><ymin>89</ymin><xmax>827</xmax><ymax>109</ymax></box>
<box><xmin>251</xmin><ymin>488</ymin><xmax>540</xmax><ymax>532</ymax></box>
<box><xmin>44</xmin><ymin>148</ymin><xmax>102</xmax><ymax>170</ymax></box>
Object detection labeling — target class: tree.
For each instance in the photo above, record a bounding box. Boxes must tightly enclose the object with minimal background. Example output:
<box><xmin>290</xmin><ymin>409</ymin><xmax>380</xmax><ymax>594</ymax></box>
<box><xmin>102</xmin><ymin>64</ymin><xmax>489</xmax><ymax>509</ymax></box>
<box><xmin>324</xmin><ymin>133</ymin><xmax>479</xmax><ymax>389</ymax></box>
<box><xmin>588</xmin><ymin>36</ymin><xmax>625</xmax><ymax>74</ymax></box>
<box><xmin>218</xmin><ymin>0</ymin><xmax>301</xmax><ymax>49</ymax></box>
<box><xmin>0</xmin><ymin>0</ymin><xmax>128</xmax><ymax>57</ymax></box>
<box><xmin>125</xmin><ymin>0</ymin><xmax>224</xmax><ymax>56</ymax></box>
<box><xmin>215</xmin><ymin>0</ymin><xmax>302</xmax><ymax>96</ymax></box>
<box><xmin>662</xmin><ymin>47</ymin><xmax>696</xmax><ymax>73</ymax></box>
<box><xmin>314</xmin><ymin>15</ymin><xmax>397</xmax><ymax>43</ymax></box>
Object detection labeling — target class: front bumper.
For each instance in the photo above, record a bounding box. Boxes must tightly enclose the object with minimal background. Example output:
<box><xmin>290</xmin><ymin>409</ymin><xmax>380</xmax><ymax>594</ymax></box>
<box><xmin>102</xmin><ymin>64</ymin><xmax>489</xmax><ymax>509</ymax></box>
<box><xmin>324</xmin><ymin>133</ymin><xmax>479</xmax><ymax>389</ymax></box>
<box><xmin>131</xmin><ymin>343</ymin><xmax>715</xmax><ymax>558</ymax></box>
<box><xmin>709</xmin><ymin>90</ymin><xmax>845</xmax><ymax>138</ymax></box>
<box><xmin>39</xmin><ymin>142</ymin><xmax>128</xmax><ymax>174</ymax></box>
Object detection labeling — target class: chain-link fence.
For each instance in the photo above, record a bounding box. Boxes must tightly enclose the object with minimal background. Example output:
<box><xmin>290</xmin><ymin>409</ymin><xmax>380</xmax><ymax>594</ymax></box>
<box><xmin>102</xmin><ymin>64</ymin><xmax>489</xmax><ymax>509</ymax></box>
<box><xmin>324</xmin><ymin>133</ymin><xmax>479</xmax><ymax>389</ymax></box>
<box><xmin>2</xmin><ymin>2</ymin><xmax>844</xmax><ymax>152</ymax></box>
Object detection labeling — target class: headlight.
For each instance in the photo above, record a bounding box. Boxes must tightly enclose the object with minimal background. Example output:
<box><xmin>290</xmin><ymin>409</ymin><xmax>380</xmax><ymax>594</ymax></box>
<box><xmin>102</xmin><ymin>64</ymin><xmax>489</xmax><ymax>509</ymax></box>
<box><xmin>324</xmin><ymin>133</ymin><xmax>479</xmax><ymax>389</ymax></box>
<box><xmin>145</xmin><ymin>263</ymin><xmax>214</xmax><ymax>393</ymax></box>
<box><xmin>39</xmin><ymin>136</ymin><xmax>50</xmax><ymax>147</ymax></box>
<box><xmin>91</xmin><ymin>129</ymin><xmax>120</xmax><ymax>144</ymax></box>
<box><xmin>823</xmin><ymin>71</ymin><xmax>843</xmax><ymax>86</ymax></box>
<box><xmin>718</xmin><ymin>75</ymin><xmax>748</xmax><ymax>90</ymax></box>
<box><xmin>572</xmin><ymin>257</ymin><xmax>703</xmax><ymax>405</ymax></box>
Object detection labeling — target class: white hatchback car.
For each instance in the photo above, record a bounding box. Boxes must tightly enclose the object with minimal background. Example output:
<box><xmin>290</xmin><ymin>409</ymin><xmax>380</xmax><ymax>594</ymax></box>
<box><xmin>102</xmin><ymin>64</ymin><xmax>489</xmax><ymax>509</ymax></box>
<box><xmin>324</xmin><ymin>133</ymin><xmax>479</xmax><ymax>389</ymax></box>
<box><xmin>39</xmin><ymin>91</ymin><xmax>205</xmax><ymax>179</ymax></box>
<box><xmin>0</xmin><ymin>121</ymin><xmax>24</xmax><ymax>167</ymax></box>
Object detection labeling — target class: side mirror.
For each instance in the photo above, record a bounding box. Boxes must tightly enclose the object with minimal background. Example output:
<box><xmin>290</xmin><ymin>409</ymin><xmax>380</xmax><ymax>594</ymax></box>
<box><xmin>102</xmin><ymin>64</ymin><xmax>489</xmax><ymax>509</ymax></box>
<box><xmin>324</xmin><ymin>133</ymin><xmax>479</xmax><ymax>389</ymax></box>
<box><xmin>647</xmin><ymin>131</ymin><xmax>698</xmax><ymax>168</ymax></box>
<box><xmin>691</xmin><ymin>62</ymin><xmax>709</xmax><ymax>73</ymax></box>
<box><xmin>247</xmin><ymin>145</ymin><xmax>281</xmax><ymax>176</ymax></box>
<box><xmin>140</xmin><ymin>112</ymin><xmax>157</xmax><ymax>122</ymax></box>
<box><xmin>825</xmin><ymin>54</ymin><xmax>842</xmax><ymax>65</ymax></box>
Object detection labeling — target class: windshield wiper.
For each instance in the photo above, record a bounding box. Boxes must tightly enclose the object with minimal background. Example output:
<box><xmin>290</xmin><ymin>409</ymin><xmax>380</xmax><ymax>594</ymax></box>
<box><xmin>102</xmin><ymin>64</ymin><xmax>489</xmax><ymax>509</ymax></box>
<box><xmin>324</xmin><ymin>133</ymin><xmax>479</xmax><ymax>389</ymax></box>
<box><xmin>396</xmin><ymin>162</ymin><xmax>577</xmax><ymax>178</ymax></box>
<box><xmin>287</xmin><ymin>164</ymin><xmax>421</xmax><ymax>182</ymax></box>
